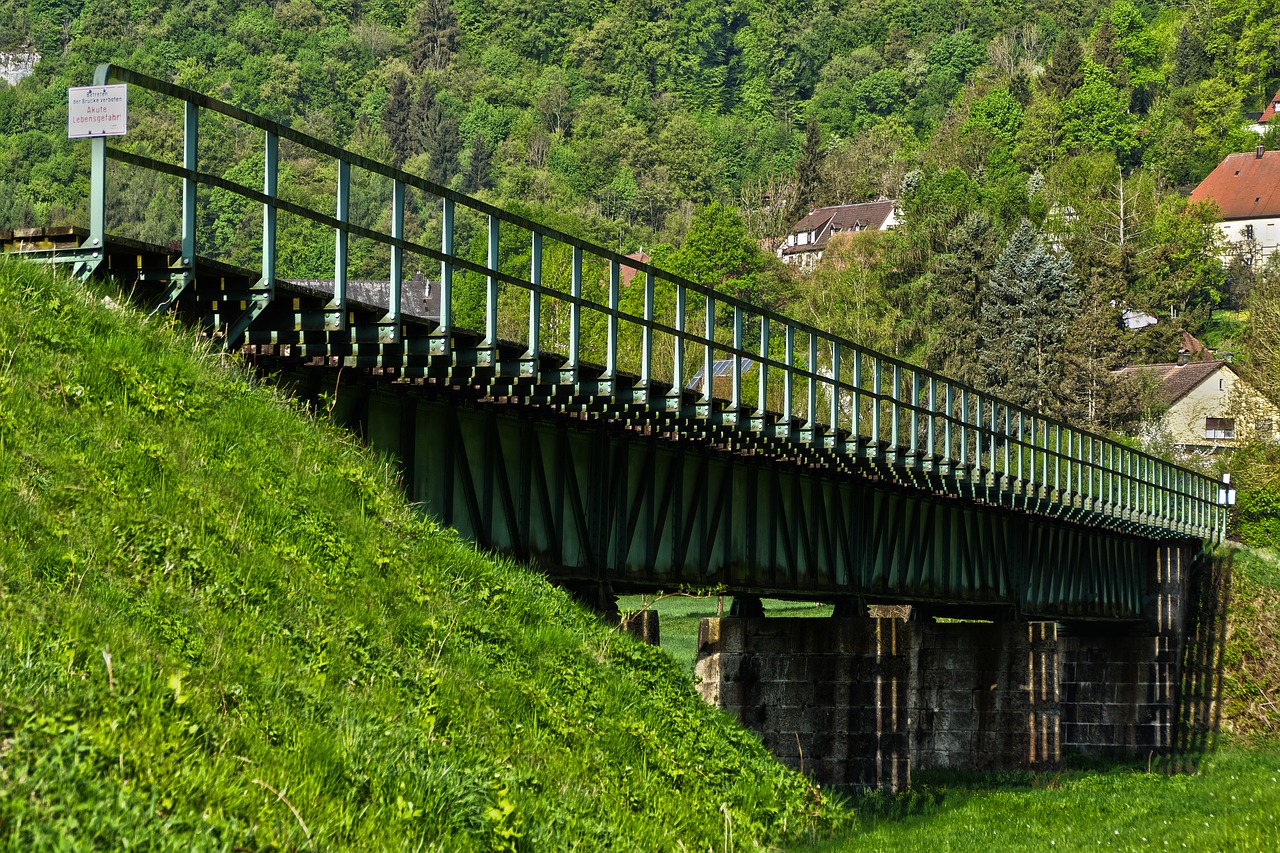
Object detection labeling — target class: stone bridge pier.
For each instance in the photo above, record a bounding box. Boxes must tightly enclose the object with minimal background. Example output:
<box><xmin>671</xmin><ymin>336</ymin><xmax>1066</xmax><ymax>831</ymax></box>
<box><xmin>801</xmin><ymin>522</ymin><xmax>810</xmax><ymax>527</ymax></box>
<box><xmin>695</xmin><ymin>543</ymin><xmax>1200</xmax><ymax>790</ymax></box>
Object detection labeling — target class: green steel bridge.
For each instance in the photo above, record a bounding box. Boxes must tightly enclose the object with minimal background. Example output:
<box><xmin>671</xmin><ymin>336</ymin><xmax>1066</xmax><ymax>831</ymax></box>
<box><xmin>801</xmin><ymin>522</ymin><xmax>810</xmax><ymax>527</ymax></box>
<box><xmin>9</xmin><ymin>65</ymin><xmax>1230</xmax><ymax>623</ymax></box>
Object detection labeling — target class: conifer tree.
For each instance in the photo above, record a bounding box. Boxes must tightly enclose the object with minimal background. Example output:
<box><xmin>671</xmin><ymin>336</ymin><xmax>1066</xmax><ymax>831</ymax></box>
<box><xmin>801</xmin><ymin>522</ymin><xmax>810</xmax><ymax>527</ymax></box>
<box><xmin>925</xmin><ymin>211</ymin><xmax>1000</xmax><ymax>387</ymax></box>
<box><xmin>980</xmin><ymin>220</ymin><xmax>1081</xmax><ymax>415</ymax></box>
<box><xmin>411</xmin><ymin>0</ymin><xmax>458</xmax><ymax>73</ymax></box>
<box><xmin>787</xmin><ymin>118</ymin><xmax>824</xmax><ymax>225</ymax></box>
<box><xmin>382</xmin><ymin>75</ymin><xmax>415</xmax><ymax>167</ymax></box>
<box><xmin>410</xmin><ymin>78</ymin><xmax>461</xmax><ymax>185</ymax></box>
<box><xmin>1043</xmin><ymin>35</ymin><xmax>1083</xmax><ymax>98</ymax></box>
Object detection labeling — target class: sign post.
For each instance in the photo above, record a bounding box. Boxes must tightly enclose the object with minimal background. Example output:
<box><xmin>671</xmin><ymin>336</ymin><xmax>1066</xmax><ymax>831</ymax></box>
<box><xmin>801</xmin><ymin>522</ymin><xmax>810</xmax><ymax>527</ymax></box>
<box><xmin>68</xmin><ymin>84</ymin><xmax>128</xmax><ymax>138</ymax></box>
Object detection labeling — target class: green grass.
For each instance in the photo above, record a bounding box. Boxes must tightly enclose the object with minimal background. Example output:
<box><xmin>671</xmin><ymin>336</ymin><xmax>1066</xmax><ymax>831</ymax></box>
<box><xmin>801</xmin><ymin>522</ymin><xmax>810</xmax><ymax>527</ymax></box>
<box><xmin>808</xmin><ymin>747</ymin><xmax>1280</xmax><ymax>851</ymax></box>
<box><xmin>1220</xmin><ymin>545</ymin><xmax>1280</xmax><ymax>741</ymax></box>
<box><xmin>0</xmin><ymin>258</ymin><xmax>849</xmax><ymax>849</ymax></box>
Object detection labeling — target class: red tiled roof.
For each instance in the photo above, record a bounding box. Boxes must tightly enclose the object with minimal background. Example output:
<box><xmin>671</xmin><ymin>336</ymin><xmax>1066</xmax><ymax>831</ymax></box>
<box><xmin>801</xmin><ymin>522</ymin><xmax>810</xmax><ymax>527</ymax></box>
<box><xmin>1180</xmin><ymin>331</ymin><xmax>1208</xmax><ymax>356</ymax></box>
<box><xmin>619</xmin><ymin>250</ymin><xmax>650</xmax><ymax>288</ymax></box>
<box><xmin>1189</xmin><ymin>150</ymin><xmax>1280</xmax><ymax>219</ymax></box>
<box><xmin>1260</xmin><ymin>87</ymin><xmax>1280</xmax><ymax>125</ymax></box>
<box><xmin>781</xmin><ymin>201</ymin><xmax>896</xmax><ymax>256</ymax></box>
<box><xmin>1114</xmin><ymin>361</ymin><xmax>1226</xmax><ymax>406</ymax></box>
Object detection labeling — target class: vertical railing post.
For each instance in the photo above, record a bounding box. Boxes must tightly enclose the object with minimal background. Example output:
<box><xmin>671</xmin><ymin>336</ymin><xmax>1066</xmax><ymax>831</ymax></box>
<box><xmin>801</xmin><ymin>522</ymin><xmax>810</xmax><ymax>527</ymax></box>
<box><xmin>943</xmin><ymin>382</ymin><xmax>954</xmax><ymax>465</ymax></box>
<box><xmin>527</xmin><ymin>232</ymin><xmax>542</xmax><ymax>360</ymax></box>
<box><xmin>890</xmin><ymin>364</ymin><xmax>901</xmax><ymax>453</ymax></box>
<box><xmin>731</xmin><ymin>307</ymin><xmax>743</xmax><ymax>410</ymax></box>
<box><xmin>831</xmin><ymin>342</ymin><xmax>842</xmax><ymax>444</ymax></box>
<box><xmin>1065</xmin><ymin>429</ymin><xmax>1074</xmax><ymax>497</ymax></box>
<box><xmin>927</xmin><ymin>377</ymin><xmax>937</xmax><ymax>463</ymax></box>
<box><xmin>806</xmin><ymin>332</ymin><xmax>818</xmax><ymax>439</ymax></box>
<box><xmin>181</xmin><ymin>101</ymin><xmax>198</xmax><ymax>274</ymax></box>
<box><xmin>483</xmin><ymin>214</ymin><xmax>499</xmax><ymax>347</ymax></box>
<box><xmin>702</xmin><ymin>293</ymin><xmax>715</xmax><ymax>401</ymax></box>
<box><xmin>783</xmin><ymin>324</ymin><xmax>795</xmax><ymax>429</ymax></box>
<box><xmin>387</xmin><ymin>177</ymin><xmax>404</xmax><ymax>329</ymax></box>
<box><xmin>757</xmin><ymin>315</ymin><xmax>769</xmax><ymax>416</ymax></box>
<box><xmin>641</xmin><ymin>270</ymin><xmax>654</xmax><ymax>387</ymax></box>
<box><xmin>671</xmin><ymin>281</ymin><xmax>684</xmax><ymax>397</ymax></box>
<box><xmin>873</xmin><ymin>359</ymin><xmax>884</xmax><ymax>451</ymax></box>
<box><xmin>605</xmin><ymin>258</ymin><xmax>619</xmax><ymax>378</ymax></box>
<box><xmin>440</xmin><ymin>198</ymin><xmax>454</xmax><ymax>339</ymax></box>
<box><xmin>909</xmin><ymin>371</ymin><xmax>920</xmax><ymax>460</ymax></box>
<box><xmin>262</xmin><ymin>131</ymin><xmax>278</xmax><ymax>291</ymax></box>
<box><xmin>852</xmin><ymin>350</ymin><xmax>862</xmax><ymax>442</ymax></box>
<box><xmin>569</xmin><ymin>246</ymin><xmax>583</xmax><ymax>370</ymax></box>
<box><xmin>331</xmin><ymin>157</ymin><xmax>349</xmax><ymax>325</ymax></box>
<box><xmin>88</xmin><ymin>136</ymin><xmax>106</xmax><ymax>249</ymax></box>
<box><xmin>1054</xmin><ymin>426</ymin><xmax>1062</xmax><ymax>495</ymax></box>
<box><xmin>84</xmin><ymin>64</ymin><xmax>112</xmax><ymax>258</ymax></box>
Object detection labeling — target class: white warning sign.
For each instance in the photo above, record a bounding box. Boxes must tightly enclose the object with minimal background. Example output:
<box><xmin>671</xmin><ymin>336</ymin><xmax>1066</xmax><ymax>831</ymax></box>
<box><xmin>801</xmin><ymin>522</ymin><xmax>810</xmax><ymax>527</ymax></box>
<box><xmin>68</xmin><ymin>85</ymin><xmax>128</xmax><ymax>138</ymax></box>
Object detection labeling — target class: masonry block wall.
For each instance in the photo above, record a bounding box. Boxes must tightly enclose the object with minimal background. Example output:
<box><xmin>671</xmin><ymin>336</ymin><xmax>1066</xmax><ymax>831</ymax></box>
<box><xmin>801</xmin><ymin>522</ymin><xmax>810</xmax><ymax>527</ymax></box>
<box><xmin>694</xmin><ymin>617</ymin><xmax>909</xmax><ymax>789</ymax></box>
<box><xmin>908</xmin><ymin>622</ymin><xmax>1061</xmax><ymax>773</ymax></box>
<box><xmin>696</xmin><ymin>618</ymin><xmax>1062</xmax><ymax>789</ymax></box>
<box><xmin>1059</xmin><ymin>543</ymin><xmax>1193</xmax><ymax>757</ymax></box>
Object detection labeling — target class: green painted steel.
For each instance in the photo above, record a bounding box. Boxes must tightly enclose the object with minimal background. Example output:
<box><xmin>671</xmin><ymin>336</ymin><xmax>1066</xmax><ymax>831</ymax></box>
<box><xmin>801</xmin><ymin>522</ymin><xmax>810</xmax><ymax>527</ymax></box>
<box><xmin>15</xmin><ymin>64</ymin><xmax>1233</xmax><ymax>616</ymax></box>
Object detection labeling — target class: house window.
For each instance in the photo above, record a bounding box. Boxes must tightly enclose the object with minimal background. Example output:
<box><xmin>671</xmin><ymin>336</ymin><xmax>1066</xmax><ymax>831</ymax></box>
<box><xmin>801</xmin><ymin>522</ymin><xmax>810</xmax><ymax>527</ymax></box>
<box><xmin>1205</xmin><ymin>417</ymin><xmax>1235</xmax><ymax>440</ymax></box>
<box><xmin>1245</xmin><ymin>224</ymin><xmax>1256</xmax><ymax>240</ymax></box>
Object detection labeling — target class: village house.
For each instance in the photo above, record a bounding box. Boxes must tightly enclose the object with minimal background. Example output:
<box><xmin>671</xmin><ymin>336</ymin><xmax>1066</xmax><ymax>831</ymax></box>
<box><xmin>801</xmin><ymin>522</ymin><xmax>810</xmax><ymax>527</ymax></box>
<box><xmin>1115</xmin><ymin>357</ymin><xmax>1280</xmax><ymax>451</ymax></box>
<box><xmin>777</xmin><ymin>201</ymin><xmax>899</xmax><ymax>270</ymax></box>
<box><xmin>1246</xmin><ymin>85</ymin><xmax>1280</xmax><ymax>135</ymax></box>
<box><xmin>1189</xmin><ymin>146</ymin><xmax>1280</xmax><ymax>265</ymax></box>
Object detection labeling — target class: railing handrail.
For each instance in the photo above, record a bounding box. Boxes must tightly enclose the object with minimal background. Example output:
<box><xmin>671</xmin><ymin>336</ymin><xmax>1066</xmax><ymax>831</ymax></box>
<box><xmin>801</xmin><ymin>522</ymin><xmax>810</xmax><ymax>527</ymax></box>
<box><xmin>79</xmin><ymin>63</ymin><xmax>1226</xmax><ymax>541</ymax></box>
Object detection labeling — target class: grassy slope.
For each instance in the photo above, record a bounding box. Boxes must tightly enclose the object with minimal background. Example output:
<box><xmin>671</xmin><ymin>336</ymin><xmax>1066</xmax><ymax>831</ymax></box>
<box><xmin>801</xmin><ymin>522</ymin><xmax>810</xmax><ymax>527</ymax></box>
<box><xmin>1221</xmin><ymin>545</ymin><xmax>1280</xmax><ymax>741</ymax></box>
<box><xmin>0</xmin><ymin>258</ymin><xmax>848</xmax><ymax>849</ymax></box>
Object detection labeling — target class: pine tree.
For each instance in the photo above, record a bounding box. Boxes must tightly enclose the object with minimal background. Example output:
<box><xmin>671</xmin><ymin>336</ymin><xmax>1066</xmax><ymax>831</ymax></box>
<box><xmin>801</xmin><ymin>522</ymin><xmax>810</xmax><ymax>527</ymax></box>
<box><xmin>786</xmin><ymin>117</ymin><xmax>824</xmax><ymax>225</ymax></box>
<box><xmin>1043</xmin><ymin>36</ymin><xmax>1083</xmax><ymax>98</ymax></box>
<box><xmin>410</xmin><ymin>78</ymin><xmax>461</xmax><ymax>185</ymax></box>
<box><xmin>382</xmin><ymin>75</ymin><xmax>415</xmax><ymax>167</ymax></box>
<box><xmin>1170</xmin><ymin>25</ymin><xmax>1208</xmax><ymax>88</ymax></box>
<box><xmin>411</xmin><ymin>0</ymin><xmax>458</xmax><ymax>73</ymax></box>
<box><xmin>925</xmin><ymin>211</ymin><xmax>1000</xmax><ymax>387</ymax></box>
<box><xmin>460</xmin><ymin>133</ymin><xmax>492</xmax><ymax>194</ymax></box>
<box><xmin>980</xmin><ymin>221</ymin><xmax>1081</xmax><ymax>415</ymax></box>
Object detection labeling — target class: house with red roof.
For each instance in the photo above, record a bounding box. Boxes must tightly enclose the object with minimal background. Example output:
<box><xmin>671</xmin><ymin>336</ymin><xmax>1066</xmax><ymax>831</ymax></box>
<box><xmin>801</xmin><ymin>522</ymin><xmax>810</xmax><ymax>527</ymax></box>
<box><xmin>1189</xmin><ymin>146</ymin><xmax>1280</xmax><ymax>264</ymax></box>
<box><xmin>777</xmin><ymin>201</ymin><xmax>899</xmax><ymax>270</ymax></box>
<box><xmin>1246</xmin><ymin>86</ymin><xmax>1280</xmax><ymax>135</ymax></box>
<box><xmin>1115</xmin><ymin>358</ymin><xmax>1279</xmax><ymax>450</ymax></box>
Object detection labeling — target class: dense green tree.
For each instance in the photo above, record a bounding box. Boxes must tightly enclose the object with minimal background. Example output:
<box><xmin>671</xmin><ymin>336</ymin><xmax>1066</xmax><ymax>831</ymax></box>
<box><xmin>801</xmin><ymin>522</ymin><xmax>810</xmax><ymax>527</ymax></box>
<box><xmin>788</xmin><ymin>117</ymin><xmax>823</xmax><ymax>224</ymax></box>
<box><xmin>1043</xmin><ymin>35</ymin><xmax>1084</xmax><ymax>98</ymax></box>
<box><xmin>923</xmin><ymin>210</ymin><xmax>1001</xmax><ymax>386</ymax></box>
<box><xmin>411</xmin><ymin>0</ymin><xmax>459</xmax><ymax>73</ymax></box>
<box><xmin>665</xmin><ymin>202</ymin><xmax>787</xmax><ymax>310</ymax></box>
<box><xmin>980</xmin><ymin>220</ymin><xmax>1081</xmax><ymax>414</ymax></box>
<box><xmin>383</xmin><ymin>74</ymin><xmax>415</xmax><ymax>167</ymax></box>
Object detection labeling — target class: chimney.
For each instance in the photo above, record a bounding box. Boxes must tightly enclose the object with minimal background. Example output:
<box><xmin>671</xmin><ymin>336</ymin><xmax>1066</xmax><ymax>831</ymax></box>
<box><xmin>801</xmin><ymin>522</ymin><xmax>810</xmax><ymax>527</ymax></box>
<box><xmin>1259</xmin><ymin>144</ymin><xmax>1266</xmax><ymax>159</ymax></box>
<box><xmin>1176</xmin><ymin>349</ymin><xmax>1191</xmax><ymax>366</ymax></box>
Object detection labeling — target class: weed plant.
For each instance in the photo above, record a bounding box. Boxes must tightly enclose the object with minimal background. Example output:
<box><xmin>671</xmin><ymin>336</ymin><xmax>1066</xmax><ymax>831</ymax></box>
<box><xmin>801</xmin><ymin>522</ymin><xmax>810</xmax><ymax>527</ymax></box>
<box><xmin>0</xmin><ymin>259</ymin><xmax>849</xmax><ymax>849</ymax></box>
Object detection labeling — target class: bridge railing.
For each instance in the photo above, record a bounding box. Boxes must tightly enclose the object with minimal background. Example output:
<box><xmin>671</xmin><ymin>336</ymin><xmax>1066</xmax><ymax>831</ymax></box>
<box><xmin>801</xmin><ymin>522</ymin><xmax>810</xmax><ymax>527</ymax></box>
<box><xmin>73</xmin><ymin>64</ymin><xmax>1226</xmax><ymax>542</ymax></box>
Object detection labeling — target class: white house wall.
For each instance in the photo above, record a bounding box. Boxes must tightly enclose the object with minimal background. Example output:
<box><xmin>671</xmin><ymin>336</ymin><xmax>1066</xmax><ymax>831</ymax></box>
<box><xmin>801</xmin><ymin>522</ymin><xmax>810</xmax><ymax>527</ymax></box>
<box><xmin>1164</xmin><ymin>368</ymin><xmax>1280</xmax><ymax>448</ymax></box>
<box><xmin>1219</xmin><ymin>217</ymin><xmax>1280</xmax><ymax>263</ymax></box>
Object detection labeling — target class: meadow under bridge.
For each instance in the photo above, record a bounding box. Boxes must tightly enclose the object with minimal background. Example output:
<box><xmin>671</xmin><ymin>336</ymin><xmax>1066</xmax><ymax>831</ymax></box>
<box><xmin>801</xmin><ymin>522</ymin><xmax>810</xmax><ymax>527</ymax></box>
<box><xmin>6</xmin><ymin>65</ymin><xmax>1234</xmax><ymax>788</ymax></box>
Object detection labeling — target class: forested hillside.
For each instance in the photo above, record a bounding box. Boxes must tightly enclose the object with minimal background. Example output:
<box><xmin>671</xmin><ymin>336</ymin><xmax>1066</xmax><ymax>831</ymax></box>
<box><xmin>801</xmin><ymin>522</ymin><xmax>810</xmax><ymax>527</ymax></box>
<box><xmin>2</xmin><ymin>0</ymin><xmax>1279</xmax><ymax>429</ymax></box>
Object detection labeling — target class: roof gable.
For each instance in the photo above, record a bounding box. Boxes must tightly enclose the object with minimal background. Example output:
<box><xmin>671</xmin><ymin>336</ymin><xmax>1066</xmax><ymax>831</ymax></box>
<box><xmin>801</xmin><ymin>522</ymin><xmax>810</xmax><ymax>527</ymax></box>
<box><xmin>1190</xmin><ymin>150</ymin><xmax>1280</xmax><ymax>219</ymax></box>
<box><xmin>1261</xmin><ymin>86</ymin><xmax>1280</xmax><ymax>125</ymax></box>
<box><xmin>1116</xmin><ymin>361</ymin><xmax>1228</xmax><ymax>406</ymax></box>
<box><xmin>783</xmin><ymin>201</ymin><xmax>896</xmax><ymax>256</ymax></box>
